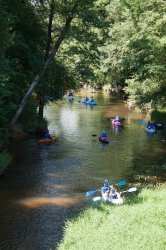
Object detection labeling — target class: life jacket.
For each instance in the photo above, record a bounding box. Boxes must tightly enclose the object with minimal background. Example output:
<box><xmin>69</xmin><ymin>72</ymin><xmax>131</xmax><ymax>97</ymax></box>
<box><xmin>110</xmin><ymin>190</ymin><xmax>118</xmax><ymax>199</ymax></box>
<box><xmin>102</xmin><ymin>131</ymin><xmax>107</xmax><ymax>138</ymax></box>
<box><xmin>44</xmin><ymin>133</ymin><xmax>51</xmax><ymax>139</ymax></box>
<box><xmin>101</xmin><ymin>183</ymin><xmax>110</xmax><ymax>193</ymax></box>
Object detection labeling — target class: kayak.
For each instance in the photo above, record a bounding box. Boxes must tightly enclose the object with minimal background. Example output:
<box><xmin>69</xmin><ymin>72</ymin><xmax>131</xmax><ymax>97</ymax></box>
<box><xmin>87</xmin><ymin>101</ymin><xmax>97</xmax><ymax>105</ymax></box>
<box><xmin>38</xmin><ymin>136</ymin><xmax>58</xmax><ymax>143</ymax></box>
<box><xmin>93</xmin><ymin>193</ymin><xmax>123</xmax><ymax>205</ymax></box>
<box><xmin>102</xmin><ymin>193</ymin><xmax>123</xmax><ymax>205</ymax></box>
<box><xmin>99</xmin><ymin>136</ymin><xmax>110</xmax><ymax>144</ymax></box>
<box><xmin>145</xmin><ymin>127</ymin><xmax>156</xmax><ymax>133</ymax></box>
<box><xmin>78</xmin><ymin>100</ymin><xmax>97</xmax><ymax>105</ymax></box>
<box><xmin>38</xmin><ymin>138</ymin><xmax>55</xmax><ymax>143</ymax></box>
<box><xmin>112</xmin><ymin>120</ymin><xmax>121</xmax><ymax>126</ymax></box>
<box><xmin>78</xmin><ymin>100</ymin><xmax>87</xmax><ymax>104</ymax></box>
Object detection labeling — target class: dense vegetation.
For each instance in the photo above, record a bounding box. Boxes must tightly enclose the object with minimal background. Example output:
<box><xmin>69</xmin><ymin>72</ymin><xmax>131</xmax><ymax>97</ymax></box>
<box><xmin>0</xmin><ymin>0</ymin><xmax>166</xmax><ymax>171</ymax></box>
<box><xmin>58</xmin><ymin>186</ymin><xmax>166</xmax><ymax>250</ymax></box>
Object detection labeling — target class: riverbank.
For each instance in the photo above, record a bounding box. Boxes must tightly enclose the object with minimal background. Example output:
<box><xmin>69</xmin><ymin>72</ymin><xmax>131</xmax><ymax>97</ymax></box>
<box><xmin>58</xmin><ymin>185</ymin><xmax>166</xmax><ymax>250</ymax></box>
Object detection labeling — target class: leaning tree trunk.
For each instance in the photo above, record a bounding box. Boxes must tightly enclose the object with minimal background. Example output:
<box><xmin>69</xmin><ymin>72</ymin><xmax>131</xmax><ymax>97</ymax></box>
<box><xmin>9</xmin><ymin>0</ymin><xmax>79</xmax><ymax>128</ymax></box>
<box><xmin>38</xmin><ymin>91</ymin><xmax>45</xmax><ymax>121</ymax></box>
<box><xmin>38</xmin><ymin>0</ymin><xmax>55</xmax><ymax>121</ymax></box>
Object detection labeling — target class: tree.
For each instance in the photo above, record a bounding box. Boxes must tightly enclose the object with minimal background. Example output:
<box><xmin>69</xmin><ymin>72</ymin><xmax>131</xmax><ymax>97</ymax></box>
<box><xmin>10</xmin><ymin>0</ymin><xmax>109</xmax><ymax>126</ymax></box>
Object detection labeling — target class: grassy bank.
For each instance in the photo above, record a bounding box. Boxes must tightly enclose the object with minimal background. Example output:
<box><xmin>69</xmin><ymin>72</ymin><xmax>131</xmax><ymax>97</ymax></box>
<box><xmin>58</xmin><ymin>186</ymin><xmax>166</xmax><ymax>250</ymax></box>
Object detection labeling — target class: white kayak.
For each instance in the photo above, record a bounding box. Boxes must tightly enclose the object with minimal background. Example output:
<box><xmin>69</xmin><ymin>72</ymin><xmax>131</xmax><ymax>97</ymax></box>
<box><xmin>92</xmin><ymin>187</ymin><xmax>137</xmax><ymax>204</ymax></box>
<box><xmin>93</xmin><ymin>194</ymin><xmax>123</xmax><ymax>205</ymax></box>
<box><xmin>102</xmin><ymin>193</ymin><xmax>123</xmax><ymax>205</ymax></box>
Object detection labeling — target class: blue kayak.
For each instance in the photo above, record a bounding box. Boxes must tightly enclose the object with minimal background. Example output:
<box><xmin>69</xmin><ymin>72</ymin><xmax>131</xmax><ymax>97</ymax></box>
<box><xmin>78</xmin><ymin>100</ymin><xmax>97</xmax><ymax>105</ymax></box>
<box><xmin>87</xmin><ymin>101</ymin><xmax>97</xmax><ymax>105</ymax></box>
<box><xmin>145</xmin><ymin>126</ymin><xmax>156</xmax><ymax>133</ymax></box>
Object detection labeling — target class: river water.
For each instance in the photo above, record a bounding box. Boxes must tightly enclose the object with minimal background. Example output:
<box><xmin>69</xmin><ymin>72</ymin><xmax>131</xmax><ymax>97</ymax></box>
<box><xmin>0</xmin><ymin>89</ymin><xmax>165</xmax><ymax>250</ymax></box>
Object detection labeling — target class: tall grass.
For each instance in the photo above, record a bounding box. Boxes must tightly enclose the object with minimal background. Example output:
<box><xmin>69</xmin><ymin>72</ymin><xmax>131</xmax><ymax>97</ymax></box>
<box><xmin>58</xmin><ymin>187</ymin><xmax>166</xmax><ymax>250</ymax></box>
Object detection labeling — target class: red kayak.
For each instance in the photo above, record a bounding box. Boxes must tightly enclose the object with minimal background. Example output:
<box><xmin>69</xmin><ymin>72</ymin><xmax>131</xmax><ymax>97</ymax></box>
<box><xmin>99</xmin><ymin>136</ymin><xmax>110</xmax><ymax>144</ymax></box>
<box><xmin>112</xmin><ymin>120</ymin><xmax>121</xmax><ymax>126</ymax></box>
<box><xmin>38</xmin><ymin>135</ymin><xmax>58</xmax><ymax>143</ymax></box>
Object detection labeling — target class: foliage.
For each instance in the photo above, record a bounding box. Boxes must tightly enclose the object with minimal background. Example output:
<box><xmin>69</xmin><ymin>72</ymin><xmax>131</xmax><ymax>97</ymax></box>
<box><xmin>18</xmin><ymin>99</ymin><xmax>38</xmax><ymax>131</ymax></box>
<box><xmin>99</xmin><ymin>0</ymin><xmax>166</xmax><ymax>109</ymax></box>
<box><xmin>0</xmin><ymin>151</ymin><xmax>12</xmax><ymax>171</ymax></box>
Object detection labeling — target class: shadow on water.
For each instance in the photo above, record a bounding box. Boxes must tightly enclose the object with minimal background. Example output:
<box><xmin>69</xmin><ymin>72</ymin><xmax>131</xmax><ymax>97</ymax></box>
<box><xmin>0</xmin><ymin>89</ymin><xmax>166</xmax><ymax>249</ymax></box>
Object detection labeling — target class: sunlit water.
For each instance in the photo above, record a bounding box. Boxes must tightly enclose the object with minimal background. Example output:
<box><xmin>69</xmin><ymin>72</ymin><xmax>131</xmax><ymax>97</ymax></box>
<box><xmin>0</xmin><ymin>90</ymin><xmax>165</xmax><ymax>250</ymax></box>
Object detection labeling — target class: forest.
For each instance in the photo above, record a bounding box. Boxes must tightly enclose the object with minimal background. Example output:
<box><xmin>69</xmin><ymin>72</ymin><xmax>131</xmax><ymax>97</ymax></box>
<box><xmin>0</xmin><ymin>0</ymin><xmax>166</xmax><ymax>171</ymax></box>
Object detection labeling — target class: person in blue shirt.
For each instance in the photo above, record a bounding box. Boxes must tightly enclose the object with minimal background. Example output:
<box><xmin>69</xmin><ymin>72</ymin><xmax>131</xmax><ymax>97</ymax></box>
<box><xmin>108</xmin><ymin>185</ymin><xmax>121</xmax><ymax>200</ymax></box>
<box><xmin>43</xmin><ymin>129</ymin><xmax>52</xmax><ymax>139</ymax></box>
<box><xmin>114</xmin><ymin>116</ymin><xmax>120</xmax><ymax>122</ymax></box>
<box><xmin>101</xmin><ymin>130</ymin><xmax>107</xmax><ymax>138</ymax></box>
<box><xmin>89</xmin><ymin>97</ymin><xmax>94</xmax><ymax>103</ymax></box>
<box><xmin>147</xmin><ymin>122</ymin><xmax>155</xmax><ymax>130</ymax></box>
<box><xmin>101</xmin><ymin>179</ymin><xmax>110</xmax><ymax>193</ymax></box>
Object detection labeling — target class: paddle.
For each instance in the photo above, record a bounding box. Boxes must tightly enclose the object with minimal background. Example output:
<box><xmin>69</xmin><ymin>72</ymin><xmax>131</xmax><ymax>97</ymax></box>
<box><xmin>107</xmin><ymin>117</ymin><xmax>125</xmax><ymax>121</ymax></box>
<box><xmin>138</xmin><ymin>120</ymin><xmax>147</xmax><ymax>125</ymax></box>
<box><xmin>121</xmin><ymin>187</ymin><xmax>137</xmax><ymax>194</ymax></box>
<box><xmin>138</xmin><ymin>120</ymin><xmax>163</xmax><ymax>127</ymax></box>
<box><xmin>52</xmin><ymin>135</ymin><xmax>59</xmax><ymax>140</ymax></box>
<box><xmin>86</xmin><ymin>190</ymin><xmax>99</xmax><ymax>197</ymax></box>
<box><xmin>93</xmin><ymin>196</ymin><xmax>102</xmax><ymax>202</ymax></box>
<box><xmin>116</xmin><ymin>180</ymin><xmax>126</xmax><ymax>186</ymax></box>
<box><xmin>86</xmin><ymin>180</ymin><xmax>126</xmax><ymax>197</ymax></box>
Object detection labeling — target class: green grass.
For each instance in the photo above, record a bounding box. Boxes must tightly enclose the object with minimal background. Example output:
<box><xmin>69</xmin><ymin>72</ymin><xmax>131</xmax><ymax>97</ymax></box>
<box><xmin>58</xmin><ymin>187</ymin><xmax>166</xmax><ymax>250</ymax></box>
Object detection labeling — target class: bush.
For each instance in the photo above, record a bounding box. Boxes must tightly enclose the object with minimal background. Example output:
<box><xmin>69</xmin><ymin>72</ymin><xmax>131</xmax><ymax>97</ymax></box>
<box><xmin>0</xmin><ymin>151</ymin><xmax>11</xmax><ymax>172</ymax></box>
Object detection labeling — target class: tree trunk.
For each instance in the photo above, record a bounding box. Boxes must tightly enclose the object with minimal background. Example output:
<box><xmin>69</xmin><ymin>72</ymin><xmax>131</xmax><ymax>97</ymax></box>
<box><xmin>38</xmin><ymin>0</ymin><xmax>55</xmax><ymax>120</ymax></box>
<box><xmin>9</xmin><ymin>0</ymin><xmax>79</xmax><ymax>128</ymax></box>
<box><xmin>38</xmin><ymin>91</ymin><xmax>45</xmax><ymax>120</ymax></box>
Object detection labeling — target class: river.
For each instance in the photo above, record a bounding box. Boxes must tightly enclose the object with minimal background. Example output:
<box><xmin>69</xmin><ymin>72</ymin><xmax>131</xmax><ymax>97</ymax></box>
<box><xmin>0</xmin><ymin>89</ymin><xmax>165</xmax><ymax>250</ymax></box>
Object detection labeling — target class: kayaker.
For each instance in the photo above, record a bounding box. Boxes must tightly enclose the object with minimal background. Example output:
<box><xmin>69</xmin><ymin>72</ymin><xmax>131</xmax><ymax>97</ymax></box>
<box><xmin>101</xmin><ymin>179</ymin><xmax>110</xmax><ymax>194</ymax></box>
<box><xmin>109</xmin><ymin>186</ymin><xmax>121</xmax><ymax>199</ymax></box>
<box><xmin>89</xmin><ymin>97</ymin><xmax>94</xmax><ymax>103</ymax></box>
<box><xmin>146</xmin><ymin>122</ymin><xmax>155</xmax><ymax>130</ymax></box>
<box><xmin>114</xmin><ymin>116</ymin><xmax>120</xmax><ymax>122</ymax></box>
<box><xmin>101</xmin><ymin>130</ymin><xmax>107</xmax><ymax>138</ymax></box>
<box><xmin>43</xmin><ymin>129</ymin><xmax>52</xmax><ymax>139</ymax></box>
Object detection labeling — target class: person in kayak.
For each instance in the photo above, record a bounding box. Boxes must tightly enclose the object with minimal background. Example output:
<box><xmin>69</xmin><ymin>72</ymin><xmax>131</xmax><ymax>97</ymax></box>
<box><xmin>108</xmin><ymin>186</ymin><xmax>121</xmax><ymax>199</ymax></box>
<box><xmin>69</xmin><ymin>92</ymin><xmax>74</xmax><ymax>97</ymax></box>
<box><xmin>43</xmin><ymin>129</ymin><xmax>52</xmax><ymax>139</ymax></box>
<box><xmin>101</xmin><ymin>179</ymin><xmax>111</xmax><ymax>195</ymax></box>
<box><xmin>146</xmin><ymin>122</ymin><xmax>155</xmax><ymax>130</ymax></box>
<box><xmin>114</xmin><ymin>116</ymin><xmax>120</xmax><ymax>122</ymax></box>
<box><xmin>89</xmin><ymin>97</ymin><xmax>94</xmax><ymax>103</ymax></box>
<box><xmin>101</xmin><ymin>130</ymin><xmax>107</xmax><ymax>138</ymax></box>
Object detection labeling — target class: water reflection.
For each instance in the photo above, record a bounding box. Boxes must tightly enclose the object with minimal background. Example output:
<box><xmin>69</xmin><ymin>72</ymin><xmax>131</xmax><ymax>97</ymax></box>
<box><xmin>112</xmin><ymin>125</ymin><xmax>119</xmax><ymax>135</ymax></box>
<box><xmin>59</xmin><ymin>107</ymin><xmax>79</xmax><ymax>136</ymax></box>
<box><xmin>17</xmin><ymin>196</ymin><xmax>81</xmax><ymax>209</ymax></box>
